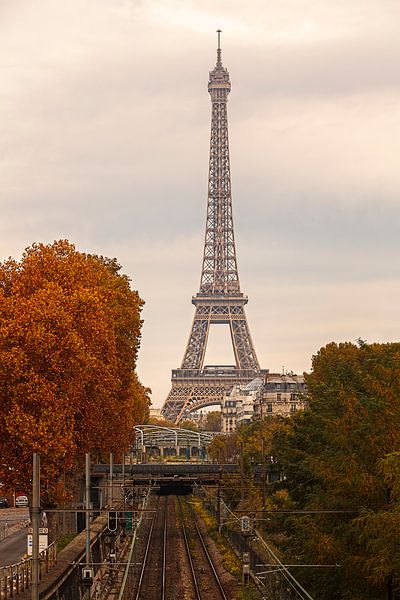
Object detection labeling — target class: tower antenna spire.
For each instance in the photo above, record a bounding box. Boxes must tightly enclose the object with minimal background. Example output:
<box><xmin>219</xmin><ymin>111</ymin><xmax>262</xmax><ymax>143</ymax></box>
<box><xmin>217</xmin><ymin>29</ymin><xmax>222</xmax><ymax>66</ymax></box>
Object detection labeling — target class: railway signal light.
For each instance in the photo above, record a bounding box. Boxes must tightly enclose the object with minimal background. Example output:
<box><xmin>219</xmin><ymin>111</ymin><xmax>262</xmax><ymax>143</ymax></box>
<box><xmin>108</xmin><ymin>510</ymin><xmax>118</xmax><ymax>532</ymax></box>
<box><xmin>125</xmin><ymin>511</ymin><xmax>133</xmax><ymax>532</ymax></box>
<box><xmin>241</xmin><ymin>515</ymin><xmax>251</xmax><ymax>533</ymax></box>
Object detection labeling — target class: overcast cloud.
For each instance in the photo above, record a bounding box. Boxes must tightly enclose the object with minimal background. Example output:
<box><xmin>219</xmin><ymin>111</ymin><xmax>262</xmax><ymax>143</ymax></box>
<box><xmin>1</xmin><ymin>0</ymin><xmax>400</xmax><ymax>406</ymax></box>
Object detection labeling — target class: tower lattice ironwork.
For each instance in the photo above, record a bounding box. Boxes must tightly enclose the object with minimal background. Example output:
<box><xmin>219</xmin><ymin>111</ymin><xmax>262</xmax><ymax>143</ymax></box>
<box><xmin>162</xmin><ymin>33</ymin><xmax>267</xmax><ymax>423</ymax></box>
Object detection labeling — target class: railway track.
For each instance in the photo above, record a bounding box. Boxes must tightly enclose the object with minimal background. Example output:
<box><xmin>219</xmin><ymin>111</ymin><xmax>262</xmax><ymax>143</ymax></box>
<box><xmin>178</xmin><ymin>496</ymin><xmax>229</xmax><ymax>600</ymax></box>
<box><xmin>134</xmin><ymin>495</ymin><xmax>168</xmax><ymax>600</ymax></box>
<box><xmin>132</xmin><ymin>493</ymin><xmax>229</xmax><ymax>600</ymax></box>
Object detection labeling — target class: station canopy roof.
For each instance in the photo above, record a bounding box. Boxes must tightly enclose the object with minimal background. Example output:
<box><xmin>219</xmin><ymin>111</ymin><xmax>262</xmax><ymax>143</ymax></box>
<box><xmin>133</xmin><ymin>425</ymin><xmax>216</xmax><ymax>448</ymax></box>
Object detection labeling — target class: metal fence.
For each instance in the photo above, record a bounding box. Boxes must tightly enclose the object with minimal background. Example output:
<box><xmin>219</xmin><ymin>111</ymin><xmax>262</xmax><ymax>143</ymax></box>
<box><xmin>0</xmin><ymin>523</ymin><xmax>6</xmax><ymax>542</ymax></box>
<box><xmin>0</xmin><ymin>519</ymin><xmax>30</xmax><ymax>543</ymax></box>
<box><xmin>0</xmin><ymin>541</ymin><xmax>57</xmax><ymax>599</ymax></box>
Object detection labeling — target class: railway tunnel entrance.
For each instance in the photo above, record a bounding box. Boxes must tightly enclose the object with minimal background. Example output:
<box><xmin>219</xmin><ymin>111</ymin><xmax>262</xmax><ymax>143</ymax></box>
<box><xmin>157</xmin><ymin>482</ymin><xmax>193</xmax><ymax>495</ymax></box>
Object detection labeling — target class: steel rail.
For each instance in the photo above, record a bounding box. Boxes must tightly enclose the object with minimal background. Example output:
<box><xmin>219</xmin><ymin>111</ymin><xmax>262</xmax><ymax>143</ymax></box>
<box><xmin>134</xmin><ymin>496</ymin><xmax>160</xmax><ymax>600</ymax></box>
<box><xmin>162</xmin><ymin>496</ymin><xmax>167</xmax><ymax>600</ymax></box>
<box><xmin>177</xmin><ymin>497</ymin><xmax>202</xmax><ymax>600</ymax></box>
<box><xmin>184</xmin><ymin>497</ymin><xmax>229</xmax><ymax>600</ymax></box>
<box><xmin>134</xmin><ymin>495</ymin><xmax>168</xmax><ymax>600</ymax></box>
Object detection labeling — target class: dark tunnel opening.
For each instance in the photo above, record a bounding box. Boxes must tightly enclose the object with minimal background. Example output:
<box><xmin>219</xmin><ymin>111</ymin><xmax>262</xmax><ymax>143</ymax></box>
<box><xmin>156</xmin><ymin>482</ymin><xmax>193</xmax><ymax>496</ymax></box>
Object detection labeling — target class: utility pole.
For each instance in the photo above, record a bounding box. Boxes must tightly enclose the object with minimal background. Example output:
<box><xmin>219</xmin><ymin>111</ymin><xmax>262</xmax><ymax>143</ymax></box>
<box><xmin>85</xmin><ymin>453</ymin><xmax>90</xmax><ymax>569</ymax></box>
<box><xmin>387</xmin><ymin>575</ymin><xmax>394</xmax><ymax>600</ymax></box>
<box><xmin>83</xmin><ymin>453</ymin><xmax>93</xmax><ymax>595</ymax></box>
<box><xmin>217</xmin><ymin>473</ymin><xmax>221</xmax><ymax>532</ymax></box>
<box><xmin>240</xmin><ymin>441</ymin><xmax>245</xmax><ymax>502</ymax></box>
<box><xmin>32</xmin><ymin>453</ymin><xmax>40</xmax><ymax>600</ymax></box>
<box><xmin>261</xmin><ymin>438</ymin><xmax>266</xmax><ymax>507</ymax></box>
<box><xmin>109</xmin><ymin>452</ymin><xmax>113</xmax><ymax>507</ymax></box>
<box><xmin>122</xmin><ymin>451</ymin><xmax>125</xmax><ymax>511</ymax></box>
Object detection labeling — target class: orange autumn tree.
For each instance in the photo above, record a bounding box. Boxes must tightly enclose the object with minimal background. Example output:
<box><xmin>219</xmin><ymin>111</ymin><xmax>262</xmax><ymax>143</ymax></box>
<box><xmin>0</xmin><ymin>240</ymin><xmax>150</xmax><ymax>502</ymax></box>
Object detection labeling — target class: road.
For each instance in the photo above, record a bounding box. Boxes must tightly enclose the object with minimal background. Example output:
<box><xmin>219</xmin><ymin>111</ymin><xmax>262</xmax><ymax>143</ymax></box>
<box><xmin>0</xmin><ymin>528</ymin><xmax>28</xmax><ymax>567</ymax></box>
<box><xmin>0</xmin><ymin>508</ymin><xmax>30</xmax><ymax>567</ymax></box>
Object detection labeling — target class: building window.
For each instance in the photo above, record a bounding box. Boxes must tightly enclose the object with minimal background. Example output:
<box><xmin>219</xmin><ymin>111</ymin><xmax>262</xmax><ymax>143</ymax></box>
<box><xmin>290</xmin><ymin>393</ymin><xmax>296</xmax><ymax>401</ymax></box>
<box><xmin>267</xmin><ymin>404</ymin><xmax>273</xmax><ymax>413</ymax></box>
<box><xmin>276</xmin><ymin>383</ymin><xmax>281</xmax><ymax>390</ymax></box>
<box><xmin>290</xmin><ymin>404</ymin><xmax>297</xmax><ymax>413</ymax></box>
<box><xmin>277</xmin><ymin>393</ymin><xmax>281</xmax><ymax>402</ymax></box>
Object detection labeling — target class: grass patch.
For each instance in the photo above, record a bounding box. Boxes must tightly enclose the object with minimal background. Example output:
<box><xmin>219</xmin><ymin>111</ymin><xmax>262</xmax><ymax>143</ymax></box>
<box><xmin>57</xmin><ymin>533</ymin><xmax>77</xmax><ymax>552</ymax></box>
<box><xmin>191</xmin><ymin>496</ymin><xmax>262</xmax><ymax>599</ymax></box>
<box><xmin>238</xmin><ymin>588</ymin><xmax>263</xmax><ymax>600</ymax></box>
<box><xmin>191</xmin><ymin>497</ymin><xmax>240</xmax><ymax>577</ymax></box>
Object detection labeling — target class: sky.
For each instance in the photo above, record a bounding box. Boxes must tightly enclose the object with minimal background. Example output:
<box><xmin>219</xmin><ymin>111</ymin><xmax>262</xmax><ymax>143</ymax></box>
<box><xmin>1</xmin><ymin>0</ymin><xmax>400</xmax><ymax>407</ymax></box>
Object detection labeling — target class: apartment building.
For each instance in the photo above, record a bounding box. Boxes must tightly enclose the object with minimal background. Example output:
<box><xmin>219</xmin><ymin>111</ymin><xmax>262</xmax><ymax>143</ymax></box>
<box><xmin>221</xmin><ymin>373</ymin><xmax>307</xmax><ymax>432</ymax></box>
<box><xmin>254</xmin><ymin>373</ymin><xmax>307</xmax><ymax>418</ymax></box>
<box><xmin>221</xmin><ymin>379</ymin><xmax>263</xmax><ymax>433</ymax></box>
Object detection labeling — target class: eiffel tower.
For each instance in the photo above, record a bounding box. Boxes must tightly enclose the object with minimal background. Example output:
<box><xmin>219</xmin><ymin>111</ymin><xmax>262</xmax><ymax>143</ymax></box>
<box><xmin>162</xmin><ymin>32</ymin><xmax>267</xmax><ymax>423</ymax></box>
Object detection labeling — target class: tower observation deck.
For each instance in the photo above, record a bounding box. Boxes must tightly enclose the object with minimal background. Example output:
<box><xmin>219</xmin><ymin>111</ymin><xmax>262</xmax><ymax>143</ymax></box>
<box><xmin>161</xmin><ymin>33</ymin><xmax>267</xmax><ymax>423</ymax></box>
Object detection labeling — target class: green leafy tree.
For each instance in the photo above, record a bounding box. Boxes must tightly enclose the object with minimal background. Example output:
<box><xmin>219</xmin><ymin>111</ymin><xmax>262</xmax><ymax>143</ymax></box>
<box><xmin>272</xmin><ymin>342</ymin><xmax>400</xmax><ymax>600</ymax></box>
<box><xmin>203</xmin><ymin>410</ymin><xmax>222</xmax><ymax>431</ymax></box>
<box><xmin>213</xmin><ymin>342</ymin><xmax>400</xmax><ymax>599</ymax></box>
<box><xmin>180</xmin><ymin>419</ymin><xmax>198</xmax><ymax>431</ymax></box>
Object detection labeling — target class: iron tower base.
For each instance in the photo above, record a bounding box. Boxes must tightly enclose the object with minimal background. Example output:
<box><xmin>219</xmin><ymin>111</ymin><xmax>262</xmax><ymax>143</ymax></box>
<box><xmin>163</xmin><ymin>367</ymin><xmax>268</xmax><ymax>423</ymax></box>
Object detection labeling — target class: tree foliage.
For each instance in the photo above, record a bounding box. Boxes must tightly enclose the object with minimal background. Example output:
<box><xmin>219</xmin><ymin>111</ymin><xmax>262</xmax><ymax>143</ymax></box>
<box><xmin>148</xmin><ymin>416</ymin><xmax>176</xmax><ymax>428</ymax></box>
<box><xmin>0</xmin><ymin>240</ymin><xmax>150</xmax><ymax>502</ymax></box>
<box><xmin>280</xmin><ymin>341</ymin><xmax>400</xmax><ymax>599</ymax></box>
<box><xmin>203</xmin><ymin>410</ymin><xmax>222</xmax><ymax>432</ymax></box>
<box><xmin>210</xmin><ymin>342</ymin><xmax>400</xmax><ymax>599</ymax></box>
<box><xmin>179</xmin><ymin>419</ymin><xmax>199</xmax><ymax>431</ymax></box>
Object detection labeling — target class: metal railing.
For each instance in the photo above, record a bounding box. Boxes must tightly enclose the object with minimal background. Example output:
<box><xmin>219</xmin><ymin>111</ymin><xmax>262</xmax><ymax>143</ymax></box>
<box><xmin>0</xmin><ymin>541</ymin><xmax>57</xmax><ymax>599</ymax></box>
<box><xmin>0</xmin><ymin>519</ymin><xmax>30</xmax><ymax>543</ymax></box>
<box><xmin>0</xmin><ymin>524</ymin><xmax>7</xmax><ymax>542</ymax></box>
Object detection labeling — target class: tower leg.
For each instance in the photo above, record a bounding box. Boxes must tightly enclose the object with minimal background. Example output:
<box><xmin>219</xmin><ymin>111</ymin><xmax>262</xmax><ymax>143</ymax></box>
<box><xmin>230</xmin><ymin>315</ymin><xmax>259</xmax><ymax>370</ymax></box>
<box><xmin>181</xmin><ymin>312</ymin><xmax>210</xmax><ymax>369</ymax></box>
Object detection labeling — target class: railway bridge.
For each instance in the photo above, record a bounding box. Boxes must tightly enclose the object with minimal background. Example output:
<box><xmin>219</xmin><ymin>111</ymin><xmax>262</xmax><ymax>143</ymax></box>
<box><xmin>91</xmin><ymin>461</ymin><xmax>240</xmax><ymax>486</ymax></box>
